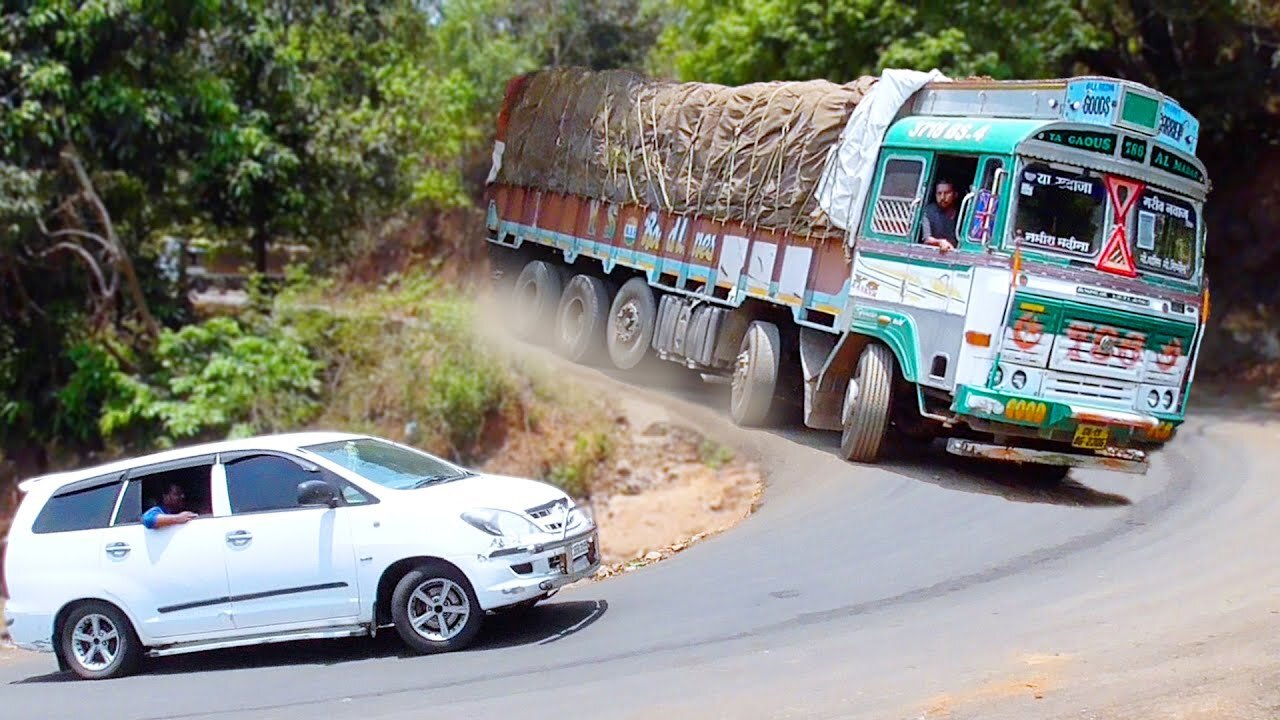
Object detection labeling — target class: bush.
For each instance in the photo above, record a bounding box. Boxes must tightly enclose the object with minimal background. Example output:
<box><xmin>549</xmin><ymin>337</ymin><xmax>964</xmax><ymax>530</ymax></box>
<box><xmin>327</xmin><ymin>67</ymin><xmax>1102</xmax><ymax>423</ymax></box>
<box><xmin>64</xmin><ymin>317</ymin><xmax>323</xmax><ymax>448</ymax></box>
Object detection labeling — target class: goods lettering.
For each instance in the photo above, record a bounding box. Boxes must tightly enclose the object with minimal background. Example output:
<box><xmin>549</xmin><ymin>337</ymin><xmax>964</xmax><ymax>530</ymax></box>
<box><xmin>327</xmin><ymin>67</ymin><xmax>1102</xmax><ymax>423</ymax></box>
<box><xmin>692</xmin><ymin>231</ymin><xmax>716</xmax><ymax>263</ymax></box>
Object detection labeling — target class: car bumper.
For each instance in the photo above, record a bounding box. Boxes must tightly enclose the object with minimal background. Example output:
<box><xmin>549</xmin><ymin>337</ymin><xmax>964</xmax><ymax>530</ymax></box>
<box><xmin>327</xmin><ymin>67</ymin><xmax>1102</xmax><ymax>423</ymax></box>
<box><xmin>4</xmin><ymin>603</ymin><xmax>56</xmax><ymax>653</ymax></box>
<box><xmin>461</xmin><ymin>529</ymin><xmax>602</xmax><ymax>610</ymax></box>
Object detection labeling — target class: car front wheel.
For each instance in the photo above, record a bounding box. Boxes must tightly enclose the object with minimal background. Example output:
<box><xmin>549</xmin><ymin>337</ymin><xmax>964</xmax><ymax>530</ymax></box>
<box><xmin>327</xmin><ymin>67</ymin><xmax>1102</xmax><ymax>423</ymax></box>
<box><xmin>390</xmin><ymin>562</ymin><xmax>484</xmax><ymax>654</ymax></box>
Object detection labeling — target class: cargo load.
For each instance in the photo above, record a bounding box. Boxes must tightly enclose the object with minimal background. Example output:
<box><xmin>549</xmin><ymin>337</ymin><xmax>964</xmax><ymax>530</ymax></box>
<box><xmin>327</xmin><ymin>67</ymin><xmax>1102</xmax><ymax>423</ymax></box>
<box><xmin>493</xmin><ymin>67</ymin><xmax>879</xmax><ymax>237</ymax></box>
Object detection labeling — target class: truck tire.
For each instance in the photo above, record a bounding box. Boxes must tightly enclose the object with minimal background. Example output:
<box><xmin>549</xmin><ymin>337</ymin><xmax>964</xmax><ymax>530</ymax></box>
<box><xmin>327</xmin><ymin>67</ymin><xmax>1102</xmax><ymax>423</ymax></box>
<box><xmin>555</xmin><ymin>274</ymin><xmax>610</xmax><ymax>363</ymax></box>
<box><xmin>607</xmin><ymin>277</ymin><xmax>656</xmax><ymax>370</ymax></box>
<box><xmin>839</xmin><ymin>343</ymin><xmax>895</xmax><ymax>463</ymax></box>
<box><xmin>511</xmin><ymin>260</ymin><xmax>562</xmax><ymax>343</ymax></box>
<box><xmin>730</xmin><ymin>321</ymin><xmax>780</xmax><ymax>426</ymax></box>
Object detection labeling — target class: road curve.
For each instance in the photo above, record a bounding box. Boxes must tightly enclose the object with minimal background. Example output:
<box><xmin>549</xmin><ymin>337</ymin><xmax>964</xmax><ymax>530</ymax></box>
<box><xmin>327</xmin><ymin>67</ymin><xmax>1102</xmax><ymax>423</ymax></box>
<box><xmin>2</xmin><ymin>360</ymin><xmax>1278</xmax><ymax>720</ymax></box>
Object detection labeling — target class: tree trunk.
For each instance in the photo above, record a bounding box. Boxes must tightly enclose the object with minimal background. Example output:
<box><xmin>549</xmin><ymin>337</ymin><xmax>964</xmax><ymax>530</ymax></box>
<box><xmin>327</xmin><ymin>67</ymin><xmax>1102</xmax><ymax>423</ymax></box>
<box><xmin>253</xmin><ymin>233</ymin><xmax>268</xmax><ymax>275</ymax></box>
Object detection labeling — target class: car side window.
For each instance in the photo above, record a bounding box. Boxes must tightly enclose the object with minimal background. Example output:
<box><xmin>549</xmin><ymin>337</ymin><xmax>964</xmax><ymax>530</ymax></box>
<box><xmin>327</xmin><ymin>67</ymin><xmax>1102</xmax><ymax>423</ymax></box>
<box><xmin>32</xmin><ymin>475</ymin><xmax>123</xmax><ymax>534</ymax></box>
<box><xmin>225</xmin><ymin>455</ymin><xmax>316</xmax><ymax>514</ymax></box>
<box><xmin>115</xmin><ymin>461</ymin><xmax>215</xmax><ymax>525</ymax></box>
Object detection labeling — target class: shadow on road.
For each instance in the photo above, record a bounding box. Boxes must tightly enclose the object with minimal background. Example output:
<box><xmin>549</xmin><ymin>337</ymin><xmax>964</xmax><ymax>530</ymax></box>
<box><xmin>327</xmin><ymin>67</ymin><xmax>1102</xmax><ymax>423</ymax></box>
<box><xmin>12</xmin><ymin>599</ymin><xmax>607</xmax><ymax>683</ymax></box>
<box><xmin>579</xmin><ymin>357</ymin><xmax>1132</xmax><ymax>508</ymax></box>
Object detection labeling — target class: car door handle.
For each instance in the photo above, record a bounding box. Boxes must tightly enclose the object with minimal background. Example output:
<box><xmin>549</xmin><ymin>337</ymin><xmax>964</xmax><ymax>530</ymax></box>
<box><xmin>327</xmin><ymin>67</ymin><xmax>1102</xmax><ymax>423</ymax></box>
<box><xmin>225</xmin><ymin>530</ymin><xmax>252</xmax><ymax>547</ymax></box>
<box><xmin>104</xmin><ymin>542</ymin><xmax>131</xmax><ymax>558</ymax></box>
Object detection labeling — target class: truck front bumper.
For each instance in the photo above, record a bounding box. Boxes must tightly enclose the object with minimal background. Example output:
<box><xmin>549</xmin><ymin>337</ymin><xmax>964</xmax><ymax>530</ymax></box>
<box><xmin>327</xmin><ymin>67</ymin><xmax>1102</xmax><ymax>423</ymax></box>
<box><xmin>946</xmin><ymin>438</ymin><xmax>1149</xmax><ymax>474</ymax></box>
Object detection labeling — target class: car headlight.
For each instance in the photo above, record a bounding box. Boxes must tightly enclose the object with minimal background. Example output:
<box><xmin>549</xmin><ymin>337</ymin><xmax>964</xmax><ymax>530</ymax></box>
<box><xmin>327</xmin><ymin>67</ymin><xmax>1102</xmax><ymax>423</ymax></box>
<box><xmin>461</xmin><ymin>509</ymin><xmax>543</xmax><ymax>537</ymax></box>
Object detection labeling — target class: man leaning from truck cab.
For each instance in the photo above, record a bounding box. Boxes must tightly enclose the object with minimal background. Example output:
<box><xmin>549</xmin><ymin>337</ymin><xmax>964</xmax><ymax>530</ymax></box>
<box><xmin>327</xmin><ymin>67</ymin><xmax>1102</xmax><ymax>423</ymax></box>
<box><xmin>921</xmin><ymin>180</ymin><xmax>959</xmax><ymax>252</ymax></box>
<box><xmin>141</xmin><ymin>482</ymin><xmax>198</xmax><ymax>528</ymax></box>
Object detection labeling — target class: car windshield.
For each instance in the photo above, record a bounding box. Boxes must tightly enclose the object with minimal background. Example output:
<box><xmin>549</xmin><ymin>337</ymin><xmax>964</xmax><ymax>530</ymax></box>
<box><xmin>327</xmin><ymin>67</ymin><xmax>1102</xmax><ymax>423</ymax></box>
<box><xmin>1011</xmin><ymin>162</ymin><xmax>1107</xmax><ymax>258</ymax></box>
<box><xmin>302</xmin><ymin>438</ymin><xmax>473</xmax><ymax>490</ymax></box>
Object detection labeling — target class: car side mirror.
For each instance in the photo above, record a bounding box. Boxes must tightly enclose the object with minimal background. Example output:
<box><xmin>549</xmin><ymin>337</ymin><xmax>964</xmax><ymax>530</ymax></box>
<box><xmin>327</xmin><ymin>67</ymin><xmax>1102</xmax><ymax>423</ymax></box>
<box><xmin>297</xmin><ymin>479</ymin><xmax>339</xmax><ymax>509</ymax></box>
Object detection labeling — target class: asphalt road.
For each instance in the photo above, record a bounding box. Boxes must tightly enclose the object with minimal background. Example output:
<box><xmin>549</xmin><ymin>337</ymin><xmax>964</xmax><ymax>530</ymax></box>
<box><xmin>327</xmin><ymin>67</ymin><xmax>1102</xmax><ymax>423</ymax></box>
<box><xmin>2</xmin><ymin>363</ymin><xmax>1278</xmax><ymax>720</ymax></box>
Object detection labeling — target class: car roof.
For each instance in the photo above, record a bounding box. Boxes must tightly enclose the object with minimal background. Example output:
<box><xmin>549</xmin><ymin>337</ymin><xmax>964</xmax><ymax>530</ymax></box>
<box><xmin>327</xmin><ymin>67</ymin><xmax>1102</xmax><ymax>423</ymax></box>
<box><xmin>17</xmin><ymin>430</ymin><xmax>369</xmax><ymax>493</ymax></box>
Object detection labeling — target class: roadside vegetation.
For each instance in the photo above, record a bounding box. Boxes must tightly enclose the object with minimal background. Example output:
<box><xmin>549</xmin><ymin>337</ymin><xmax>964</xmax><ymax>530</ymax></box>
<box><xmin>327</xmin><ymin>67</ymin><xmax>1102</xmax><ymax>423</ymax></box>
<box><xmin>2</xmin><ymin>0</ymin><xmax>1278</xmax><ymax>519</ymax></box>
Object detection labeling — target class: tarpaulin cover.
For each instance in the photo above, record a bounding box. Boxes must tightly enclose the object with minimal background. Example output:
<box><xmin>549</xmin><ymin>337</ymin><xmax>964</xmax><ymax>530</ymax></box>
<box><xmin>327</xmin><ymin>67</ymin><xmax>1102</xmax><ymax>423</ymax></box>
<box><xmin>493</xmin><ymin>67</ymin><xmax>880</xmax><ymax>237</ymax></box>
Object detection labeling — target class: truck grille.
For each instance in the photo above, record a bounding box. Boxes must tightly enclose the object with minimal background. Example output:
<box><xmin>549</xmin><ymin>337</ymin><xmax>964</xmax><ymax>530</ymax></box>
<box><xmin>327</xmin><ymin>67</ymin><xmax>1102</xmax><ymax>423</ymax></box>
<box><xmin>1042</xmin><ymin>371</ymin><xmax>1137</xmax><ymax>406</ymax></box>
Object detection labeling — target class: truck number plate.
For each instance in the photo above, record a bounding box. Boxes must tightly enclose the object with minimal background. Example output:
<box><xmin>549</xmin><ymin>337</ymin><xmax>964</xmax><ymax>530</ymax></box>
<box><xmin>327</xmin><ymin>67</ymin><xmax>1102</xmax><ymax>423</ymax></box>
<box><xmin>1072</xmin><ymin>423</ymin><xmax>1109</xmax><ymax>450</ymax></box>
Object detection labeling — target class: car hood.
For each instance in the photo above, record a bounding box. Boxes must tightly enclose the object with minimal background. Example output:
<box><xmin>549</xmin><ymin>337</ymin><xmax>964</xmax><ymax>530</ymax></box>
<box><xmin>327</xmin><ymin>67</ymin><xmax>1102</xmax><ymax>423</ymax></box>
<box><xmin>408</xmin><ymin>472</ymin><xmax>569</xmax><ymax>515</ymax></box>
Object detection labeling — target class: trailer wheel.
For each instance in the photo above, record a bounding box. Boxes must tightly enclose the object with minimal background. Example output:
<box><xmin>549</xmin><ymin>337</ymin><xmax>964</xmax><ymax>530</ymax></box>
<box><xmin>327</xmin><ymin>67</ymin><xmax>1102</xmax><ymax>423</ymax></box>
<box><xmin>606</xmin><ymin>277</ymin><xmax>656</xmax><ymax>369</ymax></box>
<box><xmin>839</xmin><ymin>343</ymin><xmax>895</xmax><ymax>463</ymax></box>
<box><xmin>555</xmin><ymin>274</ymin><xmax>610</xmax><ymax>364</ymax></box>
<box><xmin>511</xmin><ymin>260</ymin><xmax>562</xmax><ymax>343</ymax></box>
<box><xmin>730</xmin><ymin>321</ymin><xmax>780</xmax><ymax>426</ymax></box>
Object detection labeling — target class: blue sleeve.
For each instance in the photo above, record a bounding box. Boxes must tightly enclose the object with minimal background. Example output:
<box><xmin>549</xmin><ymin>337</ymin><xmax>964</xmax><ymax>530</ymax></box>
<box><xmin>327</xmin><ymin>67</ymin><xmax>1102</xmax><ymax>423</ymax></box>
<box><xmin>141</xmin><ymin>506</ymin><xmax>163</xmax><ymax>529</ymax></box>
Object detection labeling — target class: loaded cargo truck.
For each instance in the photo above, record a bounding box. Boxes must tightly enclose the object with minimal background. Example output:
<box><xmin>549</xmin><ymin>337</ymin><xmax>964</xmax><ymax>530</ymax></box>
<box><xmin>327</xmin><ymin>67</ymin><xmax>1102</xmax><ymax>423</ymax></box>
<box><xmin>482</xmin><ymin>68</ymin><xmax>1211</xmax><ymax>479</ymax></box>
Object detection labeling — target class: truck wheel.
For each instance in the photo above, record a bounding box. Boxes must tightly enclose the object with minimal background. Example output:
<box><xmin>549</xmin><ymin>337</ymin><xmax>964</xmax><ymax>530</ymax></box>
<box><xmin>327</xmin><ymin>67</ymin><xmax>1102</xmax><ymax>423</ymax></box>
<box><xmin>730</xmin><ymin>321</ymin><xmax>780</xmax><ymax>426</ymax></box>
<box><xmin>606</xmin><ymin>277</ymin><xmax>656</xmax><ymax>370</ymax></box>
<box><xmin>840</xmin><ymin>344</ymin><xmax>895</xmax><ymax>463</ymax></box>
<box><xmin>391</xmin><ymin>561</ymin><xmax>483</xmax><ymax>654</ymax></box>
<box><xmin>555</xmin><ymin>274</ymin><xmax>610</xmax><ymax>364</ymax></box>
<box><xmin>511</xmin><ymin>260</ymin><xmax>562</xmax><ymax>343</ymax></box>
<box><xmin>58</xmin><ymin>601</ymin><xmax>142</xmax><ymax>680</ymax></box>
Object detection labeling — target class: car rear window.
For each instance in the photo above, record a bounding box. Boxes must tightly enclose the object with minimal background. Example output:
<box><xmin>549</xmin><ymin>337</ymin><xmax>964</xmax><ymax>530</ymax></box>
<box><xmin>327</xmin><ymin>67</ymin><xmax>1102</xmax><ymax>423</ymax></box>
<box><xmin>32</xmin><ymin>475</ymin><xmax>123</xmax><ymax>534</ymax></box>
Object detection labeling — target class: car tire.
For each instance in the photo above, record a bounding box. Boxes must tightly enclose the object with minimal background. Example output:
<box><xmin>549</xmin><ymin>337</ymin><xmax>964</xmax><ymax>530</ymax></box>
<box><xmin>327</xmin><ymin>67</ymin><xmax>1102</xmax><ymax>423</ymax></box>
<box><xmin>839</xmin><ymin>343</ymin><xmax>895</xmax><ymax>463</ymax></box>
<box><xmin>729</xmin><ymin>321</ymin><xmax>780</xmax><ymax>426</ymax></box>
<box><xmin>390</xmin><ymin>562</ymin><xmax>484</xmax><ymax>654</ymax></box>
<box><xmin>511</xmin><ymin>260</ymin><xmax>563</xmax><ymax>343</ymax></box>
<box><xmin>58</xmin><ymin>601</ymin><xmax>142</xmax><ymax>680</ymax></box>
<box><xmin>555</xmin><ymin>274</ymin><xmax>611</xmax><ymax>364</ymax></box>
<box><xmin>606</xmin><ymin>277</ymin><xmax>657</xmax><ymax>370</ymax></box>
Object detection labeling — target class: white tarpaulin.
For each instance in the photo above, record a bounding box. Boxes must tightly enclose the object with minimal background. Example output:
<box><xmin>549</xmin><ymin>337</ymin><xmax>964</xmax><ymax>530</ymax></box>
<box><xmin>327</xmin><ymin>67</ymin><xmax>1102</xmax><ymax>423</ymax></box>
<box><xmin>814</xmin><ymin>68</ymin><xmax>950</xmax><ymax>241</ymax></box>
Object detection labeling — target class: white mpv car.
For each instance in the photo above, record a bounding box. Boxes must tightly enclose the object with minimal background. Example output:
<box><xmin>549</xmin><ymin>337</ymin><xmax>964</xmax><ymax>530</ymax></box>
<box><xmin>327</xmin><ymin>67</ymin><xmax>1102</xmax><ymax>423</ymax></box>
<box><xmin>2</xmin><ymin>432</ymin><xmax>600</xmax><ymax>679</ymax></box>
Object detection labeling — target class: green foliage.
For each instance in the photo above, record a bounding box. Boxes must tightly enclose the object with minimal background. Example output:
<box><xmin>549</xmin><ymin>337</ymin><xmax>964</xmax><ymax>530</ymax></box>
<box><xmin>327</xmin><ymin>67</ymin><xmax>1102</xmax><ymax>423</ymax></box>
<box><xmin>697</xmin><ymin>439</ymin><xmax>735</xmax><ymax>469</ymax></box>
<box><xmin>547</xmin><ymin>430</ymin><xmax>613</xmax><ymax>498</ymax></box>
<box><xmin>651</xmin><ymin>0</ymin><xmax>1103</xmax><ymax>84</ymax></box>
<box><xmin>62</xmin><ymin>318</ymin><xmax>323</xmax><ymax>448</ymax></box>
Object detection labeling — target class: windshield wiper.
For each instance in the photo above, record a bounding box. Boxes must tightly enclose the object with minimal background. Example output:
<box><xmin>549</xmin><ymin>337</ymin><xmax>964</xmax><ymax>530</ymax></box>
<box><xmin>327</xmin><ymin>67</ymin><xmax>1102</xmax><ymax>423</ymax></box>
<box><xmin>411</xmin><ymin>470</ymin><xmax>476</xmax><ymax>488</ymax></box>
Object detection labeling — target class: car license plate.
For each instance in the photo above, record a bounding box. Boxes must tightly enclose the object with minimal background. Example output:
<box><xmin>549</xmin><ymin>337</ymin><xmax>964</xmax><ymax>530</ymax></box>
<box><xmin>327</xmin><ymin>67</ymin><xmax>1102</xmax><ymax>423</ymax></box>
<box><xmin>570</xmin><ymin>539</ymin><xmax>589</xmax><ymax>558</ymax></box>
<box><xmin>1072</xmin><ymin>423</ymin><xmax>1109</xmax><ymax>449</ymax></box>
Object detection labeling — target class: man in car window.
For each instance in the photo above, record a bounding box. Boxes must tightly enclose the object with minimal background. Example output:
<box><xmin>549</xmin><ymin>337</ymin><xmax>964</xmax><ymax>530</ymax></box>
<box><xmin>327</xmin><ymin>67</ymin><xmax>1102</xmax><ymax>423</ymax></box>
<box><xmin>142</xmin><ymin>482</ymin><xmax>198</xmax><ymax>529</ymax></box>
<box><xmin>922</xmin><ymin>179</ymin><xmax>959</xmax><ymax>252</ymax></box>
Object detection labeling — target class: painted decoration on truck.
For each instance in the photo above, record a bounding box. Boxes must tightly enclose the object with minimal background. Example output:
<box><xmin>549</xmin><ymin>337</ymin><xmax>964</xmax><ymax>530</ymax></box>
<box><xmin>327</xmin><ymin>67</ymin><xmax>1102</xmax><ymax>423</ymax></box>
<box><xmin>718</xmin><ymin>235</ymin><xmax>749</xmax><ymax>294</ymax></box>
<box><xmin>851</xmin><ymin>255</ymin><xmax>972</xmax><ymax>316</ymax></box>
<box><xmin>746</xmin><ymin>241</ymin><xmax>778</xmax><ymax>298</ymax></box>
<box><xmin>778</xmin><ymin>246</ymin><xmax>813</xmax><ymax>306</ymax></box>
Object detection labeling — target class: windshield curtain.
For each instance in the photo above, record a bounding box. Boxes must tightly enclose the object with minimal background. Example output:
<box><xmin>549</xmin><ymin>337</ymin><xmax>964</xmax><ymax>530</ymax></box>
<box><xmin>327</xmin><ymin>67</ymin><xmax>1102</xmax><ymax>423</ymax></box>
<box><xmin>303</xmin><ymin>438</ymin><xmax>464</xmax><ymax>489</ymax></box>
<box><xmin>1012</xmin><ymin>162</ymin><xmax>1107</xmax><ymax>257</ymax></box>
<box><xmin>1133</xmin><ymin>188</ymin><xmax>1197</xmax><ymax>280</ymax></box>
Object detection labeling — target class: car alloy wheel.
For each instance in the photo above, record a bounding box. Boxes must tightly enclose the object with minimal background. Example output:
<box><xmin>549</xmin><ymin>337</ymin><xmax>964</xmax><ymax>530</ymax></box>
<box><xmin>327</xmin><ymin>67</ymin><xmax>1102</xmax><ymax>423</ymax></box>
<box><xmin>406</xmin><ymin>577</ymin><xmax>472</xmax><ymax>642</ymax></box>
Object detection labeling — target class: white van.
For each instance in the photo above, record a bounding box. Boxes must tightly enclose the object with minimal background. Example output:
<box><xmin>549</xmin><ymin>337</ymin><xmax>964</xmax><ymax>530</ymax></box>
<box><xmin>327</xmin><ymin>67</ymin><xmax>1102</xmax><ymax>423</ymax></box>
<box><xmin>2</xmin><ymin>432</ymin><xmax>600</xmax><ymax>679</ymax></box>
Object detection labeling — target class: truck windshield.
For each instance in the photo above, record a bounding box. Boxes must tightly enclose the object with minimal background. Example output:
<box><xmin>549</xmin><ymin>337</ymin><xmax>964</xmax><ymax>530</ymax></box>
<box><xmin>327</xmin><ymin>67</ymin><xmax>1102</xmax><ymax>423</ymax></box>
<box><xmin>1133</xmin><ymin>188</ymin><xmax>1198</xmax><ymax>279</ymax></box>
<box><xmin>1012</xmin><ymin>162</ymin><xmax>1106</xmax><ymax>258</ymax></box>
<box><xmin>1011</xmin><ymin>160</ymin><xmax>1201</xmax><ymax>281</ymax></box>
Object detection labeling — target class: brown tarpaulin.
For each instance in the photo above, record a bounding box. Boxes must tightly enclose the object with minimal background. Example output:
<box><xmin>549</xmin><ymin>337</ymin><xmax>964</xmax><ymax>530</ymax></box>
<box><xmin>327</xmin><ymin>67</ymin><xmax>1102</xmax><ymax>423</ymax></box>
<box><xmin>496</xmin><ymin>68</ymin><xmax>879</xmax><ymax>237</ymax></box>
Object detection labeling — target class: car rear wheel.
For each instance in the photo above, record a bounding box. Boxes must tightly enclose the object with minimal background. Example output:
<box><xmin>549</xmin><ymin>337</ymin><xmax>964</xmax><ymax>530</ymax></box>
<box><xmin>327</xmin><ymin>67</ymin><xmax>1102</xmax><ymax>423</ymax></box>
<box><xmin>391</xmin><ymin>562</ymin><xmax>483</xmax><ymax>654</ymax></box>
<box><xmin>59</xmin><ymin>601</ymin><xmax>142</xmax><ymax>680</ymax></box>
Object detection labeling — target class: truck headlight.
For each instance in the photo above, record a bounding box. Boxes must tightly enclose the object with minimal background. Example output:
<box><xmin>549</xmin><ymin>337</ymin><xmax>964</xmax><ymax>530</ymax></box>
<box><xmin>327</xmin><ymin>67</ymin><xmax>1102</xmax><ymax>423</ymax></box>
<box><xmin>1148</xmin><ymin>389</ymin><xmax>1160</xmax><ymax>408</ymax></box>
<box><xmin>1163</xmin><ymin>389</ymin><xmax>1174</xmax><ymax>409</ymax></box>
<box><xmin>462</xmin><ymin>509</ymin><xmax>543</xmax><ymax>537</ymax></box>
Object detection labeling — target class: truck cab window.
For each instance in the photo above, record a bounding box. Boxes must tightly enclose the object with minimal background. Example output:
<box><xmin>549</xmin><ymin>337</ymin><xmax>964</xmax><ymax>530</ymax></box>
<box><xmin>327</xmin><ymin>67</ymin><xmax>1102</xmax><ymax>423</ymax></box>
<box><xmin>870</xmin><ymin>157</ymin><xmax>925</xmax><ymax>237</ymax></box>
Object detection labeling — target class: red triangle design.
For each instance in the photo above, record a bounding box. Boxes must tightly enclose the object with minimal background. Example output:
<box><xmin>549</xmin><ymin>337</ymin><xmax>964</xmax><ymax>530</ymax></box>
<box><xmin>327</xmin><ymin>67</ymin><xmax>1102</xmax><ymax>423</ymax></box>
<box><xmin>1097</xmin><ymin>225</ymin><xmax>1138</xmax><ymax>277</ymax></box>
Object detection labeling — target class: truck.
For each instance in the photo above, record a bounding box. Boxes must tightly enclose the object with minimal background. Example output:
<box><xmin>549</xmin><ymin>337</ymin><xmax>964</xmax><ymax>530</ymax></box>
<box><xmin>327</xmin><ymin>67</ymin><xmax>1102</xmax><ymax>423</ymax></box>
<box><xmin>481</xmin><ymin>67</ymin><xmax>1211</xmax><ymax>480</ymax></box>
